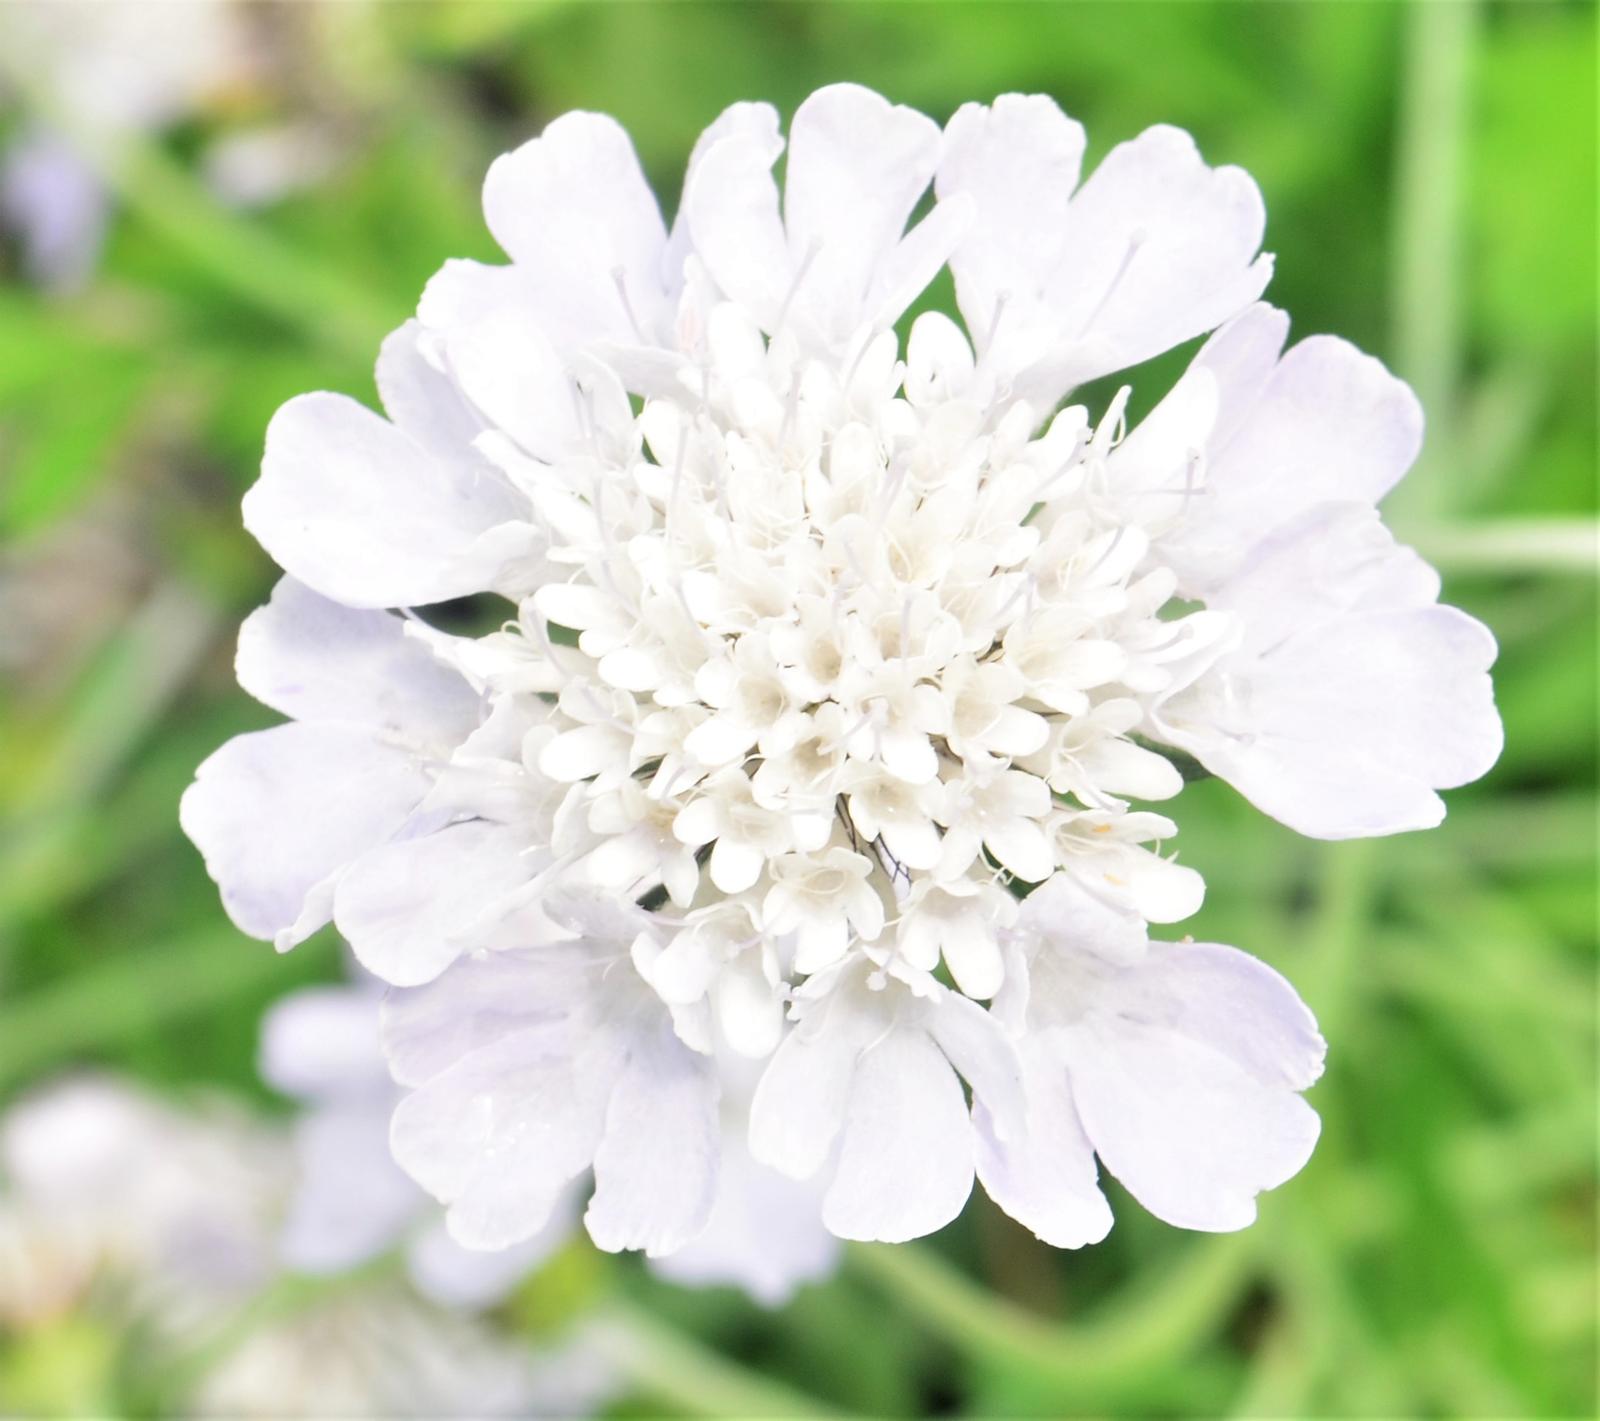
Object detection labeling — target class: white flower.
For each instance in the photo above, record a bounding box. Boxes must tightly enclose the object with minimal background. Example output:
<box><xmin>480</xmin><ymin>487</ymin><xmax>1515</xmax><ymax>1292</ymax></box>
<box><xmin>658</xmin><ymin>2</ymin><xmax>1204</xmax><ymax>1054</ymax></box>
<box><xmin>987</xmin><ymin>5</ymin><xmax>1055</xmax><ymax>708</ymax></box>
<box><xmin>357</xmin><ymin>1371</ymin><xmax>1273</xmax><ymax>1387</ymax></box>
<box><xmin>763</xmin><ymin>845</ymin><xmax>886</xmax><ymax>974</ymax></box>
<box><xmin>188</xmin><ymin>1286</ymin><xmax>573</xmax><ymax>1421</ymax></box>
<box><xmin>185</xmin><ymin>84</ymin><xmax>1502</xmax><ymax>1254</ymax></box>
<box><xmin>0</xmin><ymin>1077</ymin><xmax>280</xmax><ymax>1333</ymax></box>
<box><xmin>1046</xmin><ymin>808</ymin><xmax>1206</xmax><ymax>924</ymax></box>
<box><xmin>0</xmin><ymin>1074</ymin><xmax>596</xmax><ymax>1417</ymax></box>
<box><xmin>895</xmin><ymin>876</ymin><xmax>1017</xmax><ymax>1000</ymax></box>
<box><xmin>634</xmin><ymin>897</ymin><xmax>786</xmax><ymax>1058</ymax></box>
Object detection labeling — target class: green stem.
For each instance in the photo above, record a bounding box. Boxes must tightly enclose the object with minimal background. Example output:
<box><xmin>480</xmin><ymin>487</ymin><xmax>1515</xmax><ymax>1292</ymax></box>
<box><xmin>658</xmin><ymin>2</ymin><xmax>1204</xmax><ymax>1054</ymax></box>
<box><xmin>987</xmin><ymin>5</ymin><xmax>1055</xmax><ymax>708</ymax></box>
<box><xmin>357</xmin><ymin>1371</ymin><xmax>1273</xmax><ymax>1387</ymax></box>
<box><xmin>849</xmin><ymin>1234</ymin><xmax>1252</xmax><ymax>1391</ymax></box>
<box><xmin>588</xmin><ymin>1299</ymin><xmax>843</xmax><ymax>1418</ymax></box>
<box><xmin>5</xmin><ymin>579</ymin><xmax>220</xmax><ymax>818</ymax></box>
<box><xmin>1409</xmin><ymin>517</ymin><xmax>1598</xmax><ymax>576</ymax></box>
<box><xmin>0</xmin><ymin>928</ymin><xmax>324</xmax><ymax>1094</ymax></box>
<box><xmin>1297</xmin><ymin>840</ymin><xmax>1379</xmax><ymax>1045</ymax></box>
<box><xmin>1389</xmin><ymin>0</ymin><xmax>1478</xmax><ymax>519</ymax></box>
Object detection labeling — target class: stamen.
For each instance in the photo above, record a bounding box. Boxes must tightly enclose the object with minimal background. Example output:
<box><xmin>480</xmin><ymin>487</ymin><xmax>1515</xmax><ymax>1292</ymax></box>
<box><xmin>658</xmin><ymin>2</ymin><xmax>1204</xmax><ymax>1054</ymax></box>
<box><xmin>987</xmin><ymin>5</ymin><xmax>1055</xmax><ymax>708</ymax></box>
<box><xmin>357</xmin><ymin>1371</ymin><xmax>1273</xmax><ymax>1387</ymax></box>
<box><xmin>1077</xmin><ymin>228</ymin><xmax>1147</xmax><ymax>337</ymax></box>
<box><xmin>611</xmin><ymin>266</ymin><xmax>647</xmax><ymax>343</ymax></box>
<box><xmin>774</xmin><ymin>238</ymin><xmax>823</xmax><ymax>336</ymax></box>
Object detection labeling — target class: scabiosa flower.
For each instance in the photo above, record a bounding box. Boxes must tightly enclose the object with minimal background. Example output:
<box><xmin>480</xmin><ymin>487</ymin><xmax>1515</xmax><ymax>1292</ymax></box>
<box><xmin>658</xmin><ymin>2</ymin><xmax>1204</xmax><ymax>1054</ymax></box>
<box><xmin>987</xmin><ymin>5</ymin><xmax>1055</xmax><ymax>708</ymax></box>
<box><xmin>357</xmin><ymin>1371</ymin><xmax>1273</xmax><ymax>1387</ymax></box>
<box><xmin>183</xmin><ymin>86</ymin><xmax>1502</xmax><ymax>1255</ymax></box>
<box><xmin>0</xmin><ymin>1076</ymin><xmax>612</xmax><ymax>1418</ymax></box>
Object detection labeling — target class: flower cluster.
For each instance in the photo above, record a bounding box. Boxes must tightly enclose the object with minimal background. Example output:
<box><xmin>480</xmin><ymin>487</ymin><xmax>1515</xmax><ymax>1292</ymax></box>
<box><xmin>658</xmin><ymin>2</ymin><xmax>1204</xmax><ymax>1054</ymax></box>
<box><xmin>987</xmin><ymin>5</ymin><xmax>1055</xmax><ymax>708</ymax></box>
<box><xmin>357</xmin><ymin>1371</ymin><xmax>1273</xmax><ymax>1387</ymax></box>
<box><xmin>183</xmin><ymin>86</ymin><xmax>1501</xmax><ymax>1258</ymax></box>
<box><xmin>0</xmin><ymin>1077</ymin><xmax>566</xmax><ymax>1417</ymax></box>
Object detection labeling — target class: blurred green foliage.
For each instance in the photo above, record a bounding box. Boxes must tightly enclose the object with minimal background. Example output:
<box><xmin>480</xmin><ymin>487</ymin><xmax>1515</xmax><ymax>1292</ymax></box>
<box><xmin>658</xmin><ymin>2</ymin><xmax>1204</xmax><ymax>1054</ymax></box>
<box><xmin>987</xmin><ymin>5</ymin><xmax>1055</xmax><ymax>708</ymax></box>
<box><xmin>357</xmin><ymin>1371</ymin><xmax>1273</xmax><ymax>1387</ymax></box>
<box><xmin>0</xmin><ymin>1</ymin><xmax>1594</xmax><ymax>1417</ymax></box>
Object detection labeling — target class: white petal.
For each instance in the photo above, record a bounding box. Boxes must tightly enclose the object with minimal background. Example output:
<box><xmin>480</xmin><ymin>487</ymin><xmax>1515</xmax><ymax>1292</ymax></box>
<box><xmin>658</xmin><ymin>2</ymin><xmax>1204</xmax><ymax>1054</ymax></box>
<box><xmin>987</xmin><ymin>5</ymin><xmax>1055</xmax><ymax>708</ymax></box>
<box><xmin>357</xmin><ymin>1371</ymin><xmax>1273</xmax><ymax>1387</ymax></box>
<box><xmin>1160</xmin><ymin>504</ymin><xmax>1502</xmax><ymax>838</ymax></box>
<box><xmin>407</xmin><ymin>1197</ymin><xmax>577</xmax><ymax>1309</ymax></box>
<box><xmin>382</xmin><ymin>950</ymin><xmax>570</xmax><ymax>1089</ymax></box>
<box><xmin>1065</xmin><ymin>939</ymin><xmax>1325</xmax><ymax>1231</ymax></box>
<box><xmin>878</xmin><ymin>728</ymin><xmax>938</xmax><ymax>785</ymax></box>
<box><xmin>335</xmin><ymin>820</ymin><xmax>538</xmax><ymax>987</ymax></box>
<box><xmin>937</xmin><ymin>94</ymin><xmax>1086</xmax><ymax>351</ymax></box>
<box><xmin>684</xmin><ymin>123</ymin><xmax>789</xmax><ymax>331</ymax></box>
<box><xmin>375</xmin><ymin>319</ymin><xmax>485</xmax><ymax>459</ymax></box>
<box><xmin>1106</xmin><ymin>364</ymin><xmax>1219</xmax><ymax>502</ymax></box>
<box><xmin>280</xmin><ymin>1102</ymin><xmax>421</xmax><ymax>1274</ymax></box>
<box><xmin>941</xmin><ymin>929</ymin><xmax>1004</xmax><ymax>1001</ymax></box>
<box><xmin>1016</xmin><ymin>874</ymin><xmax>1147</xmax><ymax>966</ymax></box>
<box><xmin>1187</xmin><ymin>302</ymin><xmax>1291</xmax><ymax>450</ymax></box>
<box><xmin>926</xmin><ymin>993</ymin><xmax>1025</xmax><ymax>1142</ymax></box>
<box><xmin>638</xmin><ymin>932</ymin><xmax>721</xmax><ymax>1005</ymax></box>
<box><xmin>664</xmin><ymin>100</ymin><xmax>782</xmax><ymax>291</ymax></box>
<box><xmin>1117</xmin><ymin>850</ymin><xmax>1206</xmax><ymax>925</ymax></box>
<box><xmin>880</xmin><ymin>816</ymin><xmax>943</xmax><ymax>872</ymax></box>
<box><xmin>984</xmin><ymin>819</ymin><xmax>1054</xmax><ymax>883</ymax></box>
<box><xmin>244</xmin><ymin>393</ymin><xmax>522</xmax><ymax>610</ymax></box>
<box><xmin>822</xmin><ymin>1028</ymin><xmax>974</xmax><ymax>1242</ymax></box>
<box><xmin>1057</xmin><ymin>125</ymin><xmax>1269</xmax><ymax>365</ymax></box>
<box><xmin>988</xmin><ymin>704</ymin><xmax>1051</xmax><ymax>758</ymax></box>
<box><xmin>783</xmin><ymin>84</ymin><xmax>941</xmax><ymax>344</ymax></box>
<box><xmin>1017</xmin><ymin>125</ymin><xmax>1271</xmax><ymax>399</ymax></box>
<box><xmin>708</xmin><ymin>836</ymin><xmax>763</xmax><ymax>894</ymax></box>
<box><xmin>259</xmin><ymin>984</ymin><xmax>387</xmax><ymax>1101</ymax></box>
<box><xmin>180</xmin><ymin>724</ymin><xmax>429</xmax><ymax>949</ymax></box>
<box><xmin>390</xmin><ymin>1022</ymin><xmax>611</xmax><ymax>1252</ymax></box>
<box><xmin>649</xmin><ymin>1125</ymin><xmax>838</xmax><ymax>1306</ymax></box>
<box><xmin>1067</xmin><ymin>638</ymin><xmax>1133</xmax><ymax>688</ymax></box>
<box><xmin>712</xmin><ymin>962</ymin><xmax>785</xmax><ymax>1059</ymax></box>
<box><xmin>539</xmin><ymin>723</ymin><xmax>627</xmax><ymax>783</ymax></box>
<box><xmin>482</xmin><ymin>112</ymin><xmax>668</xmax><ymax>350</ymax></box>
<box><xmin>444</xmin><ymin>308</ymin><xmax>585</xmax><ymax>463</ymax></box>
<box><xmin>863</xmin><ymin>191</ymin><xmax>975</xmax><ymax>334</ymax></box>
<box><xmin>585</xmin><ymin>1018</ymin><xmax>720</xmax><ymax>1257</ymax></box>
<box><xmin>748</xmin><ymin>995</ymin><xmax>875</xmax><ymax>1180</ymax></box>
<box><xmin>1213</xmin><ymin>333</ymin><xmax>1421</xmax><ymax>505</ymax></box>
<box><xmin>1165</xmin><ymin>324</ymin><xmax>1424</xmax><ymax>593</ymax></box>
<box><xmin>237</xmin><ymin>577</ymin><xmax>480</xmax><ymax>748</ymax></box>
<box><xmin>1073</xmin><ymin>738</ymin><xmax>1184</xmax><ymax>801</ymax></box>
<box><xmin>974</xmin><ymin>1033</ymin><xmax>1113</xmax><ymax>1249</ymax></box>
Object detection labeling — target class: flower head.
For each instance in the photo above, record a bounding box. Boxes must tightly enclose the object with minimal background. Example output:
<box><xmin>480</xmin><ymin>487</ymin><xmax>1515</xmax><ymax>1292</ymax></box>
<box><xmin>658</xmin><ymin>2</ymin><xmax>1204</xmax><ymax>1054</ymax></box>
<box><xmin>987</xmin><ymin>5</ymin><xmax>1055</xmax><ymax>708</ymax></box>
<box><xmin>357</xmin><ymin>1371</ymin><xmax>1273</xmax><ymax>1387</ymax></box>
<box><xmin>184</xmin><ymin>85</ymin><xmax>1501</xmax><ymax>1255</ymax></box>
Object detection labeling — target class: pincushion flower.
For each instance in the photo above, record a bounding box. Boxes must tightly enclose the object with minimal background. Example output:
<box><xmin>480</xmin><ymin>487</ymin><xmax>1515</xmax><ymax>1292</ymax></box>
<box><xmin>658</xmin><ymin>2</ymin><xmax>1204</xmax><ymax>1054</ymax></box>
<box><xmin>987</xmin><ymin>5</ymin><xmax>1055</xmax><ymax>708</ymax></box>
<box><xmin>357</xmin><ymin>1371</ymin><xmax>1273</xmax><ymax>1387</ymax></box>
<box><xmin>183</xmin><ymin>85</ymin><xmax>1502</xmax><ymax>1257</ymax></box>
<box><xmin>0</xmin><ymin>1077</ymin><xmax>581</xmax><ymax>1418</ymax></box>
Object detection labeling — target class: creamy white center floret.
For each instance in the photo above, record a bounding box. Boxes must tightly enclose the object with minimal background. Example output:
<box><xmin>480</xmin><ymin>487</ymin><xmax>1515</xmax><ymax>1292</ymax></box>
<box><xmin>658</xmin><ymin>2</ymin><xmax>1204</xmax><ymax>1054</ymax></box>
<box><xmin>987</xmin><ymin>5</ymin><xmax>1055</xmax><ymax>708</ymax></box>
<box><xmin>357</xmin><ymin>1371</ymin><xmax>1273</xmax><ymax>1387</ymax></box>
<box><xmin>423</xmin><ymin>301</ymin><xmax>1208</xmax><ymax>1025</ymax></box>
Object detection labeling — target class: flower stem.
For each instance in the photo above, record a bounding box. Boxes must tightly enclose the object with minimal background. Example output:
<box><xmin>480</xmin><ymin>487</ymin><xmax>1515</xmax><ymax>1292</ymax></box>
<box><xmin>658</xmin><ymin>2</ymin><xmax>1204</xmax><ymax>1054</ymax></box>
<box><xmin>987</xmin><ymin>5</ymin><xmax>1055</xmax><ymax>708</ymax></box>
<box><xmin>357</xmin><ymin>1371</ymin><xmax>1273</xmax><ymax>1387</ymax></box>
<box><xmin>589</xmin><ymin>1299</ymin><xmax>843</xmax><ymax>1418</ymax></box>
<box><xmin>848</xmin><ymin>1234</ymin><xmax>1253</xmax><ymax>1390</ymax></box>
<box><xmin>1389</xmin><ymin>0</ymin><xmax>1478</xmax><ymax>514</ymax></box>
<box><xmin>1409</xmin><ymin>518</ymin><xmax>1599</xmax><ymax>576</ymax></box>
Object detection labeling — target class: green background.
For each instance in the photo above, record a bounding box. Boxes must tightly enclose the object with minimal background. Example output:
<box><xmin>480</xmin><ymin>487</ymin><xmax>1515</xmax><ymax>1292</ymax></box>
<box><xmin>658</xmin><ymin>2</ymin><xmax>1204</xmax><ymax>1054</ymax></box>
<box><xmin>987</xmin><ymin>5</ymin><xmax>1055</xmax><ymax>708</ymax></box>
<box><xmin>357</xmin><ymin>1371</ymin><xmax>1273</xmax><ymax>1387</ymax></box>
<box><xmin>0</xmin><ymin>1</ymin><xmax>1594</xmax><ymax>1416</ymax></box>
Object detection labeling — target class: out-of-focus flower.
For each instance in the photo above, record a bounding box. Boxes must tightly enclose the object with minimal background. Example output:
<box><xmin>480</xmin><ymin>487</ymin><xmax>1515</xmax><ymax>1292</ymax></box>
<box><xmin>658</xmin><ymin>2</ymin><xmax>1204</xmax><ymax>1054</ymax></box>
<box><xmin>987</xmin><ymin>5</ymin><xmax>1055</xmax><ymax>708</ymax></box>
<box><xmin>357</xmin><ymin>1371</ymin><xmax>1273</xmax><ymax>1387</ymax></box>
<box><xmin>0</xmin><ymin>1076</ymin><xmax>605</xmax><ymax>1418</ymax></box>
<box><xmin>202</xmin><ymin>122</ymin><xmax>340</xmax><ymax>210</ymax></box>
<box><xmin>0</xmin><ymin>0</ymin><xmax>333</xmax><ymax>288</ymax></box>
<box><xmin>0</xmin><ymin>0</ymin><xmax>252</xmax><ymax>287</ymax></box>
<box><xmin>186</xmin><ymin>1287</ymin><xmax>599</xmax><ymax>1421</ymax></box>
<box><xmin>184</xmin><ymin>86</ymin><xmax>1503</xmax><ymax>1256</ymax></box>
<box><xmin>0</xmin><ymin>1077</ymin><xmax>281</xmax><ymax>1334</ymax></box>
